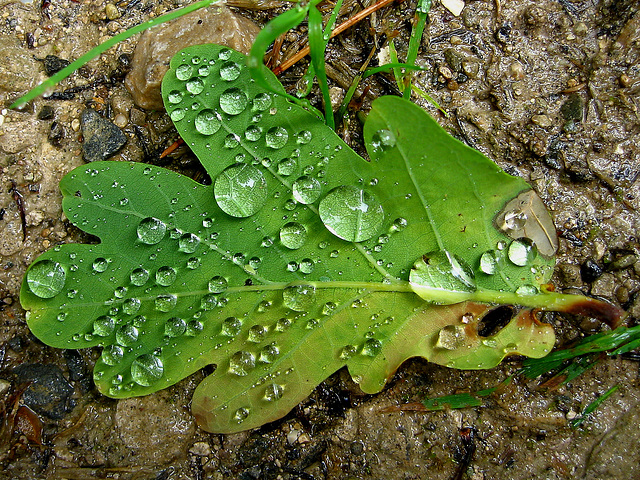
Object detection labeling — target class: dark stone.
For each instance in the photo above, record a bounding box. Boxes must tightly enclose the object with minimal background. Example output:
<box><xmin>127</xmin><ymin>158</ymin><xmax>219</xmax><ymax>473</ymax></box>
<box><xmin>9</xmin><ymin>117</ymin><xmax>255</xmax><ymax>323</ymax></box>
<box><xmin>64</xmin><ymin>350</ymin><xmax>92</xmax><ymax>392</ymax></box>
<box><xmin>43</xmin><ymin>55</ymin><xmax>70</xmax><ymax>76</ymax></box>
<box><xmin>80</xmin><ymin>108</ymin><xmax>127</xmax><ymax>162</ymax></box>
<box><xmin>561</xmin><ymin>93</ymin><xmax>584</xmax><ymax>122</ymax></box>
<box><xmin>581</xmin><ymin>259</ymin><xmax>604</xmax><ymax>283</ymax></box>
<box><xmin>13</xmin><ymin>363</ymin><xmax>74</xmax><ymax>420</ymax></box>
<box><xmin>48</xmin><ymin>120</ymin><xmax>64</xmax><ymax>146</ymax></box>
<box><xmin>495</xmin><ymin>24</ymin><xmax>512</xmax><ymax>43</ymax></box>
<box><xmin>37</xmin><ymin>105</ymin><xmax>55</xmax><ymax>120</ymax></box>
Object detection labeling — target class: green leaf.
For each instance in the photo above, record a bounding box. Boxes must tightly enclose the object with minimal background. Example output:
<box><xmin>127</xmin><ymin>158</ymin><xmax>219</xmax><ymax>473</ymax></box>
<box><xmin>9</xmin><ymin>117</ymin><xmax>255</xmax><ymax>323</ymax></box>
<box><xmin>21</xmin><ymin>44</ymin><xmax>623</xmax><ymax>434</ymax></box>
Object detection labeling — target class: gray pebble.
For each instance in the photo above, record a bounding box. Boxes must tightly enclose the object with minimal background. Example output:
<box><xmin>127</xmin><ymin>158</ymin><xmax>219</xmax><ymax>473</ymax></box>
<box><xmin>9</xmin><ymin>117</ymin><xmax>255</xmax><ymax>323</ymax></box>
<box><xmin>81</xmin><ymin>108</ymin><xmax>127</xmax><ymax>162</ymax></box>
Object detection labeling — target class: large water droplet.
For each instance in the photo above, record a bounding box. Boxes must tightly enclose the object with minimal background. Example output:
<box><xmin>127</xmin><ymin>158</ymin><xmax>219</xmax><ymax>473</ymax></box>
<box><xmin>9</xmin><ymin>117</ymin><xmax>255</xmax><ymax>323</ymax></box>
<box><xmin>116</xmin><ymin>323</ymin><xmax>139</xmax><ymax>346</ymax></box>
<box><xmin>27</xmin><ymin>260</ymin><xmax>66</xmax><ymax>298</ymax></box>
<box><xmin>296</xmin><ymin>130</ymin><xmax>312</xmax><ymax>144</ymax></box>
<box><xmin>167</xmin><ymin>90</ymin><xmax>183</xmax><ymax>104</ymax></box>
<box><xmin>176</xmin><ymin>63</ymin><xmax>193</xmax><ymax>80</ymax></box>
<box><xmin>248</xmin><ymin>324</ymin><xmax>267</xmax><ymax>343</ymax></box>
<box><xmin>277</xmin><ymin>158</ymin><xmax>297</xmax><ymax>176</ymax></box>
<box><xmin>508</xmin><ymin>238</ymin><xmax>536</xmax><ymax>266</ymax></box>
<box><xmin>371</xmin><ymin>129</ymin><xmax>396</xmax><ymax>154</ymax></box>
<box><xmin>264</xmin><ymin>383</ymin><xmax>284</xmax><ymax>401</ymax></box>
<box><xmin>229</xmin><ymin>351</ymin><xmax>255</xmax><ymax>376</ymax></box>
<box><xmin>299</xmin><ymin>258</ymin><xmax>314</xmax><ymax>274</ymax></box>
<box><xmin>186</xmin><ymin>319</ymin><xmax>204</xmax><ymax>336</ymax></box>
<box><xmin>165</xmin><ymin>317</ymin><xmax>186</xmax><ymax>337</ymax></box>
<box><xmin>155</xmin><ymin>266</ymin><xmax>177</xmax><ymax>286</ymax></box>
<box><xmin>409</xmin><ymin>250</ymin><xmax>476</xmax><ymax>304</ymax></box>
<box><xmin>282</xmin><ymin>284</ymin><xmax>316</xmax><ymax>312</ymax></box>
<box><xmin>245</xmin><ymin>125</ymin><xmax>262</xmax><ymax>142</ymax></box>
<box><xmin>221</xmin><ymin>316</ymin><xmax>242</xmax><ymax>337</ymax></box>
<box><xmin>265</xmin><ymin>126</ymin><xmax>289</xmax><ymax>149</ymax></box>
<box><xmin>279</xmin><ymin>222</ymin><xmax>307</xmax><ymax>249</ymax></box>
<box><xmin>185</xmin><ymin>77</ymin><xmax>204</xmax><ymax>94</ymax></box>
<box><xmin>362</xmin><ymin>338</ymin><xmax>382</xmax><ymax>356</ymax></box>
<box><xmin>101</xmin><ymin>345</ymin><xmax>124</xmax><ymax>366</ymax></box>
<box><xmin>122</xmin><ymin>297</ymin><xmax>141</xmax><ymax>315</ymax></box>
<box><xmin>155</xmin><ymin>294</ymin><xmax>177</xmax><ymax>312</ymax></box>
<box><xmin>130</xmin><ymin>268</ymin><xmax>150</xmax><ymax>286</ymax></box>
<box><xmin>259</xmin><ymin>343</ymin><xmax>279</xmax><ymax>363</ymax></box>
<box><xmin>178</xmin><ymin>233</ymin><xmax>201</xmax><ymax>253</ymax></box>
<box><xmin>131</xmin><ymin>354</ymin><xmax>164</xmax><ymax>386</ymax></box>
<box><xmin>214</xmin><ymin>163</ymin><xmax>267</xmax><ymax>217</ymax></box>
<box><xmin>220</xmin><ymin>87</ymin><xmax>248</xmax><ymax>115</ymax></box>
<box><xmin>169</xmin><ymin>107</ymin><xmax>186</xmax><ymax>122</ymax></box>
<box><xmin>318</xmin><ymin>186</ymin><xmax>384</xmax><ymax>242</ymax></box>
<box><xmin>208</xmin><ymin>275</ymin><xmax>228</xmax><ymax>293</ymax></box>
<box><xmin>435</xmin><ymin>325</ymin><xmax>467</xmax><ymax>350</ymax></box>
<box><xmin>233</xmin><ymin>407</ymin><xmax>250</xmax><ymax>423</ymax></box>
<box><xmin>292</xmin><ymin>176</ymin><xmax>322</xmax><ymax>204</ymax></box>
<box><xmin>137</xmin><ymin>217</ymin><xmax>166</xmax><ymax>245</ymax></box>
<box><xmin>479</xmin><ymin>250</ymin><xmax>500</xmax><ymax>275</ymax></box>
<box><xmin>93</xmin><ymin>315</ymin><xmax>116</xmax><ymax>336</ymax></box>
<box><xmin>92</xmin><ymin>258</ymin><xmax>108</xmax><ymax>273</ymax></box>
<box><xmin>220</xmin><ymin>60</ymin><xmax>241</xmax><ymax>81</ymax></box>
<box><xmin>194</xmin><ymin>109</ymin><xmax>221</xmax><ymax>135</ymax></box>
<box><xmin>515</xmin><ymin>284</ymin><xmax>538</xmax><ymax>295</ymax></box>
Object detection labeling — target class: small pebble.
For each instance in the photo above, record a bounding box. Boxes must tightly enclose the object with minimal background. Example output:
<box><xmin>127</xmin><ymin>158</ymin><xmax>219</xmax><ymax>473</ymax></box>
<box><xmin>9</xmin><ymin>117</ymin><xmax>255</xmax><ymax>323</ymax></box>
<box><xmin>80</xmin><ymin>108</ymin><xmax>127</xmax><ymax>162</ymax></box>
<box><xmin>105</xmin><ymin>4</ymin><xmax>121</xmax><ymax>20</ymax></box>
<box><xmin>619</xmin><ymin>73</ymin><xmax>631</xmax><ymax>87</ymax></box>
<box><xmin>581</xmin><ymin>259</ymin><xmax>603</xmax><ymax>283</ymax></box>
<box><xmin>531</xmin><ymin>114</ymin><xmax>552</xmax><ymax>128</ymax></box>
<box><xmin>439</xmin><ymin>65</ymin><xmax>453</xmax><ymax>80</ymax></box>
<box><xmin>114</xmin><ymin>113</ymin><xmax>128</xmax><ymax>128</ymax></box>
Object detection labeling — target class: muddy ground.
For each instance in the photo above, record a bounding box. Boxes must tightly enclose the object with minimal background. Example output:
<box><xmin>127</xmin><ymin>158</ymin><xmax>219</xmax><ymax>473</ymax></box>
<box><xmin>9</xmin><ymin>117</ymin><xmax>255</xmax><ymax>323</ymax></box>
<box><xmin>1</xmin><ymin>0</ymin><xmax>640</xmax><ymax>478</ymax></box>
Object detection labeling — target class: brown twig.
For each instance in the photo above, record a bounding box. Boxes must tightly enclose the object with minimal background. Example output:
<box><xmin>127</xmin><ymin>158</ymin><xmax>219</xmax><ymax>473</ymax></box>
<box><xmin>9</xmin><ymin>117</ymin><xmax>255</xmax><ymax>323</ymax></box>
<box><xmin>272</xmin><ymin>0</ymin><xmax>396</xmax><ymax>75</ymax></box>
<box><xmin>160</xmin><ymin>138</ymin><xmax>184</xmax><ymax>158</ymax></box>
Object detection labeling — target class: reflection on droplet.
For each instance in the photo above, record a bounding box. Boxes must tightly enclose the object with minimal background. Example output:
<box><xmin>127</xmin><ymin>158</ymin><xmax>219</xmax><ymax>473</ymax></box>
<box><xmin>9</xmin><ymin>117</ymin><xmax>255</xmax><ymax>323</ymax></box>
<box><xmin>362</xmin><ymin>338</ymin><xmax>382</xmax><ymax>356</ymax></box>
<box><xmin>156</xmin><ymin>266</ymin><xmax>177</xmax><ymax>286</ymax></box>
<box><xmin>508</xmin><ymin>238</ymin><xmax>536</xmax><ymax>267</ymax></box>
<box><xmin>186</xmin><ymin>77</ymin><xmax>204</xmax><ymax>94</ymax></box>
<box><xmin>122</xmin><ymin>297</ymin><xmax>141</xmax><ymax>315</ymax></box>
<box><xmin>27</xmin><ymin>260</ymin><xmax>66</xmax><ymax>298</ymax></box>
<box><xmin>165</xmin><ymin>317</ymin><xmax>186</xmax><ymax>337</ymax></box>
<box><xmin>409</xmin><ymin>250</ymin><xmax>477</xmax><ymax>304</ymax></box>
<box><xmin>131</xmin><ymin>354</ymin><xmax>164</xmax><ymax>386</ymax></box>
<box><xmin>194</xmin><ymin>109</ymin><xmax>221</xmax><ymax>135</ymax></box>
<box><xmin>224</xmin><ymin>133</ymin><xmax>240</xmax><ymax>149</ymax></box>
<box><xmin>219</xmin><ymin>88</ymin><xmax>248</xmax><ymax>115</ymax></box>
<box><xmin>229</xmin><ymin>351</ymin><xmax>255</xmax><ymax>376</ymax></box>
<box><xmin>92</xmin><ymin>258</ymin><xmax>108</xmax><ymax>273</ymax></box>
<box><xmin>292</xmin><ymin>176</ymin><xmax>322</xmax><ymax>204</ymax></box>
<box><xmin>214</xmin><ymin>164</ymin><xmax>267</xmax><ymax>217</ymax></box>
<box><xmin>259</xmin><ymin>343</ymin><xmax>279</xmax><ymax>363</ymax></box>
<box><xmin>221</xmin><ymin>316</ymin><xmax>242</xmax><ymax>337</ymax></box>
<box><xmin>247</xmin><ymin>324</ymin><xmax>267</xmax><ymax>343</ymax></box>
<box><xmin>299</xmin><ymin>258</ymin><xmax>314</xmax><ymax>274</ymax></box>
<box><xmin>371</xmin><ymin>129</ymin><xmax>396</xmax><ymax>153</ymax></box>
<box><xmin>208</xmin><ymin>275</ymin><xmax>228</xmax><ymax>293</ymax></box>
<box><xmin>93</xmin><ymin>315</ymin><xmax>116</xmax><ymax>336</ymax></box>
<box><xmin>277</xmin><ymin>158</ymin><xmax>297</xmax><ymax>176</ymax></box>
<box><xmin>101</xmin><ymin>345</ymin><xmax>124</xmax><ymax>366</ymax></box>
<box><xmin>265</xmin><ymin>126</ymin><xmax>289</xmax><ymax>149</ymax></box>
<box><xmin>175</xmin><ymin>63</ymin><xmax>193</xmax><ymax>80</ymax></box>
<box><xmin>279</xmin><ymin>222</ymin><xmax>307</xmax><ymax>249</ymax></box>
<box><xmin>137</xmin><ymin>217</ymin><xmax>166</xmax><ymax>245</ymax></box>
<box><xmin>282</xmin><ymin>284</ymin><xmax>316</xmax><ymax>312</ymax></box>
<box><xmin>319</xmin><ymin>186</ymin><xmax>384</xmax><ymax>242</ymax></box>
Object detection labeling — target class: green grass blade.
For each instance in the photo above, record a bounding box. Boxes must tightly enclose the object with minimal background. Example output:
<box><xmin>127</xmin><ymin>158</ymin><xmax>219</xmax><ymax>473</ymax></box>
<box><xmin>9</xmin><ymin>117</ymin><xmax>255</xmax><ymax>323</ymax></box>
<box><xmin>402</xmin><ymin>11</ymin><xmax>428</xmax><ymax>99</ymax></box>
<box><xmin>308</xmin><ymin>4</ymin><xmax>334</xmax><ymax>128</ymax></box>
<box><xmin>10</xmin><ymin>0</ymin><xmax>220</xmax><ymax>109</ymax></box>
<box><xmin>570</xmin><ymin>385</ymin><xmax>620</xmax><ymax>428</ymax></box>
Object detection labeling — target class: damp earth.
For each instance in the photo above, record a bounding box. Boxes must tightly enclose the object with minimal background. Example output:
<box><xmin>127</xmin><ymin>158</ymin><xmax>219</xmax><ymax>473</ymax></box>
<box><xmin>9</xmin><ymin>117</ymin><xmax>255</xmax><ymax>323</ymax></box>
<box><xmin>1</xmin><ymin>0</ymin><xmax>640</xmax><ymax>479</ymax></box>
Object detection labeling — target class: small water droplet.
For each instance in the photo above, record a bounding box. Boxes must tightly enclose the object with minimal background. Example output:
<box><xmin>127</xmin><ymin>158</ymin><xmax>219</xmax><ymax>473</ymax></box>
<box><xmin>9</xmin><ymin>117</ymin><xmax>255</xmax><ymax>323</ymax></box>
<box><xmin>362</xmin><ymin>338</ymin><xmax>382</xmax><ymax>356</ymax></box>
<box><xmin>340</xmin><ymin>344</ymin><xmax>357</xmax><ymax>359</ymax></box>
<box><xmin>101</xmin><ymin>345</ymin><xmax>124</xmax><ymax>366</ymax></box>
<box><xmin>277</xmin><ymin>158</ymin><xmax>297</xmax><ymax>176</ymax></box>
<box><xmin>248</xmin><ymin>324</ymin><xmax>267</xmax><ymax>343</ymax></box>
<box><xmin>319</xmin><ymin>186</ymin><xmax>384</xmax><ymax>242</ymax></box>
<box><xmin>175</xmin><ymin>63</ymin><xmax>193</xmax><ymax>80</ymax></box>
<box><xmin>292</xmin><ymin>176</ymin><xmax>322</xmax><ymax>204</ymax></box>
<box><xmin>219</xmin><ymin>87</ymin><xmax>248</xmax><ymax>115</ymax></box>
<box><xmin>224</xmin><ymin>133</ymin><xmax>240</xmax><ymax>149</ymax></box>
<box><xmin>201</xmin><ymin>293</ymin><xmax>218</xmax><ymax>310</ymax></box>
<box><xmin>214</xmin><ymin>163</ymin><xmax>267</xmax><ymax>217</ymax></box>
<box><xmin>221</xmin><ymin>316</ymin><xmax>242</xmax><ymax>337</ymax></box>
<box><xmin>371</xmin><ymin>129</ymin><xmax>396</xmax><ymax>154</ymax></box>
<box><xmin>116</xmin><ymin>324</ymin><xmax>139</xmax><ymax>346</ymax></box>
<box><xmin>208</xmin><ymin>276</ymin><xmax>228</xmax><ymax>293</ymax></box>
<box><xmin>435</xmin><ymin>325</ymin><xmax>467</xmax><ymax>350</ymax></box>
<box><xmin>122</xmin><ymin>297</ymin><xmax>141</xmax><ymax>315</ymax></box>
<box><xmin>244</xmin><ymin>125</ymin><xmax>262</xmax><ymax>141</ymax></box>
<box><xmin>508</xmin><ymin>238</ymin><xmax>536</xmax><ymax>267</ymax></box>
<box><xmin>261</xmin><ymin>236</ymin><xmax>274</xmax><ymax>247</ymax></box>
<box><xmin>198</xmin><ymin>64</ymin><xmax>210</xmax><ymax>76</ymax></box>
<box><xmin>131</xmin><ymin>353</ymin><xmax>164</xmax><ymax>386</ymax></box>
<box><xmin>515</xmin><ymin>284</ymin><xmax>538</xmax><ymax>295</ymax></box>
<box><xmin>299</xmin><ymin>258</ymin><xmax>314</xmax><ymax>274</ymax></box>
<box><xmin>194</xmin><ymin>109</ymin><xmax>221</xmax><ymax>135</ymax></box>
<box><xmin>165</xmin><ymin>317</ymin><xmax>186</xmax><ymax>337</ymax></box>
<box><xmin>265</xmin><ymin>126</ymin><xmax>289</xmax><ymax>149</ymax></box>
<box><xmin>296</xmin><ymin>130</ymin><xmax>312</xmax><ymax>144</ymax></box>
<box><xmin>186</xmin><ymin>256</ymin><xmax>202</xmax><ymax>269</ymax></box>
<box><xmin>155</xmin><ymin>294</ymin><xmax>177</xmax><ymax>312</ymax></box>
<box><xmin>392</xmin><ymin>217</ymin><xmax>408</xmax><ymax>232</ymax></box>
<box><xmin>479</xmin><ymin>250</ymin><xmax>499</xmax><ymax>275</ymax></box>
<box><xmin>282</xmin><ymin>284</ymin><xmax>316</xmax><ymax>312</ymax></box>
<box><xmin>169</xmin><ymin>107</ymin><xmax>186</xmax><ymax>122</ymax></box>
<box><xmin>259</xmin><ymin>342</ymin><xmax>279</xmax><ymax>363</ymax></box>
<box><xmin>252</xmin><ymin>93</ymin><xmax>272</xmax><ymax>111</ymax></box>
<box><xmin>137</xmin><ymin>217</ymin><xmax>166</xmax><ymax>245</ymax></box>
<box><xmin>219</xmin><ymin>60</ymin><xmax>241</xmax><ymax>81</ymax></box>
<box><xmin>229</xmin><ymin>351</ymin><xmax>255</xmax><ymax>376</ymax></box>
<box><xmin>185</xmin><ymin>77</ymin><xmax>204</xmax><ymax>94</ymax></box>
<box><xmin>264</xmin><ymin>383</ymin><xmax>284</xmax><ymax>401</ymax></box>
<box><xmin>186</xmin><ymin>319</ymin><xmax>204</xmax><ymax>336</ymax></box>
<box><xmin>178</xmin><ymin>232</ymin><xmax>201</xmax><ymax>253</ymax></box>
<box><xmin>280</xmin><ymin>222</ymin><xmax>307</xmax><ymax>249</ymax></box>
<box><xmin>130</xmin><ymin>268</ymin><xmax>150</xmax><ymax>286</ymax></box>
<box><xmin>156</xmin><ymin>266</ymin><xmax>177</xmax><ymax>286</ymax></box>
<box><xmin>26</xmin><ymin>260</ymin><xmax>66</xmax><ymax>298</ymax></box>
<box><xmin>93</xmin><ymin>315</ymin><xmax>115</xmax><ymax>336</ymax></box>
<box><xmin>167</xmin><ymin>90</ymin><xmax>183</xmax><ymax>104</ymax></box>
<box><xmin>233</xmin><ymin>407</ymin><xmax>250</xmax><ymax>423</ymax></box>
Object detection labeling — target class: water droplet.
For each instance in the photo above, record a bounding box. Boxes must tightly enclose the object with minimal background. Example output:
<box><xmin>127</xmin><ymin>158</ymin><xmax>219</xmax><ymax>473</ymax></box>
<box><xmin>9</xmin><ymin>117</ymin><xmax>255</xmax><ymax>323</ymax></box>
<box><xmin>156</xmin><ymin>266</ymin><xmax>177</xmax><ymax>286</ymax></box>
<box><xmin>167</xmin><ymin>90</ymin><xmax>183</xmax><ymax>104</ymax></box>
<box><xmin>219</xmin><ymin>60</ymin><xmax>241</xmax><ymax>81</ymax></box>
<box><xmin>221</xmin><ymin>316</ymin><xmax>242</xmax><ymax>337</ymax></box>
<box><xmin>275</xmin><ymin>317</ymin><xmax>292</xmax><ymax>332</ymax></box>
<box><xmin>409</xmin><ymin>250</ymin><xmax>476</xmax><ymax>304</ymax></box>
<box><xmin>198</xmin><ymin>64</ymin><xmax>210</xmax><ymax>76</ymax></box>
<box><xmin>392</xmin><ymin>217</ymin><xmax>408</xmax><ymax>232</ymax></box>
<box><xmin>214</xmin><ymin>164</ymin><xmax>267</xmax><ymax>217</ymax></box>
<box><xmin>252</xmin><ymin>93</ymin><xmax>272</xmax><ymax>111</ymax></box>
<box><xmin>169</xmin><ymin>107</ymin><xmax>186</xmax><ymax>122</ymax></box>
<box><xmin>208</xmin><ymin>276</ymin><xmax>228</xmax><ymax>293</ymax></box>
<box><xmin>175</xmin><ymin>63</ymin><xmax>193</xmax><ymax>80</ymax></box>
<box><xmin>26</xmin><ymin>260</ymin><xmax>66</xmax><ymax>298</ymax></box>
<box><xmin>186</xmin><ymin>257</ymin><xmax>202</xmax><ymax>269</ymax></box>
<box><xmin>130</xmin><ymin>268</ymin><xmax>150</xmax><ymax>286</ymax></box>
<box><xmin>259</xmin><ymin>342</ymin><xmax>279</xmax><ymax>363</ymax></box>
<box><xmin>194</xmin><ymin>109</ymin><xmax>221</xmax><ymax>135</ymax></box>
<box><xmin>435</xmin><ymin>325</ymin><xmax>467</xmax><ymax>350</ymax></box>
<box><xmin>186</xmin><ymin>319</ymin><xmax>204</xmax><ymax>336</ymax></box>
<box><xmin>186</xmin><ymin>77</ymin><xmax>204</xmax><ymax>94</ymax></box>
<box><xmin>264</xmin><ymin>383</ymin><xmax>284</xmax><ymax>401</ymax></box>
<box><xmin>219</xmin><ymin>87</ymin><xmax>248</xmax><ymax>115</ymax></box>
<box><xmin>116</xmin><ymin>324</ymin><xmax>139</xmax><ymax>346</ymax></box>
<box><xmin>261</xmin><ymin>236</ymin><xmax>274</xmax><ymax>247</ymax></box>
<box><xmin>280</xmin><ymin>222</ymin><xmax>307</xmax><ymax>249</ymax></box>
<box><xmin>322</xmin><ymin>302</ymin><xmax>337</xmax><ymax>315</ymax></box>
<box><xmin>287</xmin><ymin>261</ymin><xmax>299</xmax><ymax>272</ymax></box>
<box><xmin>502</xmin><ymin>210</ymin><xmax>527</xmax><ymax>231</ymax></box>
<box><xmin>508</xmin><ymin>238</ymin><xmax>536</xmax><ymax>266</ymax></box>
<box><xmin>178</xmin><ymin>232</ymin><xmax>201</xmax><ymax>253</ymax></box>
<box><xmin>296</xmin><ymin>130</ymin><xmax>312</xmax><ymax>144</ymax></box>
<box><xmin>122</xmin><ymin>297</ymin><xmax>141</xmax><ymax>315</ymax></box>
<box><xmin>93</xmin><ymin>315</ymin><xmax>116</xmax><ymax>336</ymax></box>
<box><xmin>265</xmin><ymin>126</ymin><xmax>289</xmax><ymax>149</ymax></box>
<box><xmin>137</xmin><ymin>217</ymin><xmax>166</xmax><ymax>245</ymax></box>
<box><xmin>371</xmin><ymin>128</ymin><xmax>396</xmax><ymax>153</ymax></box>
<box><xmin>233</xmin><ymin>407</ymin><xmax>250</xmax><ymax>423</ymax></box>
<box><xmin>362</xmin><ymin>338</ymin><xmax>382</xmax><ymax>356</ymax></box>
<box><xmin>131</xmin><ymin>354</ymin><xmax>164</xmax><ymax>386</ymax></box>
<box><xmin>277</xmin><ymin>158</ymin><xmax>297</xmax><ymax>176</ymax></box>
<box><xmin>299</xmin><ymin>258</ymin><xmax>314</xmax><ymax>274</ymax></box>
<box><xmin>165</xmin><ymin>317</ymin><xmax>186</xmax><ymax>337</ymax></box>
<box><xmin>481</xmin><ymin>338</ymin><xmax>498</xmax><ymax>348</ymax></box>
<box><xmin>201</xmin><ymin>293</ymin><xmax>218</xmax><ymax>310</ymax></box>
<box><xmin>224</xmin><ymin>133</ymin><xmax>240</xmax><ymax>149</ymax></box>
<box><xmin>282</xmin><ymin>284</ymin><xmax>316</xmax><ymax>312</ymax></box>
<box><xmin>57</xmin><ymin>312</ymin><xmax>67</xmax><ymax>322</ymax></box>
<box><xmin>248</xmin><ymin>324</ymin><xmax>267</xmax><ymax>343</ymax></box>
<box><xmin>229</xmin><ymin>351</ymin><xmax>255</xmax><ymax>376</ymax></box>
<box><xmin>319</xmin><ymin>186</ymin><xmax>384</xmax><ymax>242</ymax></box>
<box><xmin>515</xmin><ymin>284</ymin><xmax>538</xmax><ymax>295</ymax></box>
<box><xmin>340</xmin><ymin>344</ymin><xmax>357</xmax><ymax>359</ymax></box>
<box><xmin>120</xmin><ymin>198</ymin><xmax>129</xmax><ymax>206</ymax></box>
<box><xmin>479</xmin><ymin>250</ymin><xmax>499</xmax><ymax>275</ymax></box>
<box><xmin>101</xmin><ymin>345</ymin><xmax>124</xmax><ymax>366</ymax></box>
<box><xmin>155</xmin><ymin>294</ymin><xmax>177</xmax><ymax>312</ymax></box>
<box><xmin>245</xmin><ymin>125</ymin><xmax>262</xmax><ymax>141</ymax></box>
<box><xmin>292</xmin><ymin>176</ymin><xmax>322</xmax><ymax>204</ymax></box>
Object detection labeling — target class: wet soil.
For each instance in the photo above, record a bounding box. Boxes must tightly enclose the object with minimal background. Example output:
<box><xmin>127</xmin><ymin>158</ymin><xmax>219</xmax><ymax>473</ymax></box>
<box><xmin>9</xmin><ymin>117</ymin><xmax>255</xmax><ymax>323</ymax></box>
<box><xmin>1</xmin><ymin>0</ymin><xmax>640</xmax><ymax>478</ymax></box>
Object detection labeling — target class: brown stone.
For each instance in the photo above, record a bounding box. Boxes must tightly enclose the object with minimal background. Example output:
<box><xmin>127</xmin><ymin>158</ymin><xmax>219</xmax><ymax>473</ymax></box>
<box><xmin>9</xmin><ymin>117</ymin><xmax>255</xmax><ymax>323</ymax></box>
<box><xmin>125</xmin><ymin>5</ymin><xmax>260</xmax><ymax>110</ymax></box>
